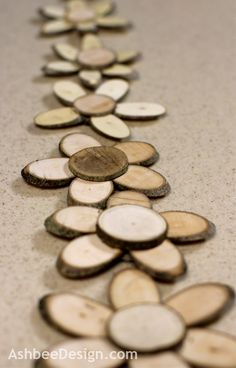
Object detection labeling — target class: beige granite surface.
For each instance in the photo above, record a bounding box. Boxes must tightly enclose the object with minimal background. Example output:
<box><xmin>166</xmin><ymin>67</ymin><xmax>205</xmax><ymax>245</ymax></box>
<box><xmin>0</xmin><ymin>0</ymin><xmax>235</xmax><ymax>367</ymax></box>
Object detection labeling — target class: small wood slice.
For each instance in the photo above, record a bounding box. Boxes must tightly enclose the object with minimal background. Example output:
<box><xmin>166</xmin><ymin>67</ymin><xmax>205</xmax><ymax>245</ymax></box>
<box><xmin>74</xmin><ymin>94</ymin><xmax>116</xmax><ymax>117</ymax></box>
<box><xmin>108</xmin><ymin>303</ymin><xmax>186</xmax><ymax>353</ymax></box>
<box><xmin>179</xmin><ymin>328</ymin><xmax>236</xmax><ymax>368</ymax></box>
<box><xmin>103</xmin><ymin>64</ymin><xmax>135</xmax><ymax>79</ymax></box>
<box><xmin>97</xmin><ymin>16</ymin><xmax>130</xmax><ymax>29</ymax></box>
<box><xmin>107</xmin><ymin>190</ymin><xmax>152</xmax><ymax>209</ymax></box>
<box><xmin>21</xmin><ymin>158</ymin><xmax>74</xmax><ymax>189</ymax></box>
<box><xmin>53</xmin><ymin>81</ymin><xmax>86</xmax><ymax>105</ymax></box>
<box><xmin>96</xmin><ymin>79</ymin><xmax>129</xmax><ymax>101</ymax></box>
<box><xmin>59</xmin><ymin>132</ymin><xmax>101</xmax><ymax>157</ymax></box>
<box><xmin>66</xmin><ymin>7</ymin><xmax>95</xmax><ymax>23</ymax></box>
<box><xmin>114</xmin><ymin>165</ymin><xmax>170</xmax><ymax>198</ymax></box>
<box><xmin>79</xmin><ymin>69</ymin><xmax>102</xmax><ymax>89</ymax></box>
<box><xmin>57</xmin><ymin>234</ymin><xmax>122</xmax><ymax>278</ymax></box>
<box><xmin>90</xmin><ymin>114</ymin><xmax>130</xmax><ymax>140</ymax></box>
<box><xmin>115</xmin><ymin>102</ymin><xmax>166</xmax><ymax>120</ymax></box>
<box><xmin>77</xmin><ymin>20</ymin><xmax>98</xmax><ymax>34</ymax></box>
<box><xmin>128</xmin><ymin>352</ymin><xmax>190</xmax><ymax>368</ymax></box>
<box><xmin>45</xmin><ymin>206</ymin><xmax>101</xmax><ymax>239</ymax></box>
<box><xmin>114</xmin><ymin>141</ymin><xmax>159</xmax><ymax>166</ymax></box>
<box><xmin>91</xmin><ymin>0</ymin><xmax>114</xmax><ymax>16</ymax></box>
<box><xmin>43</xmin><ymin>61</ymin><xmax>79</xmax><ymax>76</ymax></box>
<box><xmin>39</xmin><ymin>5</ymin><xmax>65</xmax><ymax>19</ymax></box>
<box><xmin>41</xmin><ymin>20</ymin><xmax>74</xmax><ymax>36</ymax></box>
<box><xmin>97</xmin><ymin>204</ymin><xmax>167</xmax><ymax>250</ymax></box>
<box><xmin>69</xmin><ymin>146</ymin><xmax>128</xmax><ymax>181</ymax></box>
<box><xmin>68</xmin><ymin>177</ymin><xmax>113</xmax><ymax>207</ymax></box>
<box><xmin>130</xmin><ymin>240</ymin><xmax>186</xmax><ymax>282</ymax></box>
<box><xmin>66</xmin><ymin>0</ymin><xmax>88</xmax><ymax>12</ymax></box>
<box><xmin>80</xmin><ymin>33</ymin><xmax>103</xmax><ymax>51</ymax></box>
<box><xmin>52</xmin><ymin>42</ymin><xmax>78</xmax><ymax>62</ymax></box>
<box><xmin>160</xmin><ymin>211</ymin><xmax>215</xmax><ymax>243</ymax></box>
<box><xmin>117</xmin><ymin>50</ymin><xmax>140</xmax><ymax>64</ymax></box>
<box><xmin>109</xmin><ymin>268</ymin><xmax>160</xmax><ymax>309</ymax></box>
<box><xmin>166</xmin><ymin>283</ymin><xmax>234</xmax><ymax>326</ymax></box>
<box><xmin>78</xmin><ymin>48</ymin><xmax>116</xmax><ymax>69</ymax></box>
<box><xmin>39</xmin><ymin>293</ymin><xmax>112</xmax><ymax>337</ymax></box>
<box><xmin>34</xmin><ymin>107</ymin><xmax>82</xmax><ymax>129</ymax></box>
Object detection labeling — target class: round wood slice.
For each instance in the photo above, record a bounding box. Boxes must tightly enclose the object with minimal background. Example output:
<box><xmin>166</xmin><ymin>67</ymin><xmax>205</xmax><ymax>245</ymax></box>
<box><xmin>68</xmin><ymin>177</ymin><xmax>113</xmax><ymax>207</ymax></box>
<box><xmin>114</xmin><ymin>141</ymin><xmax>159</xmax><ymax>166</ymax></box>
<box><xmin>21</xmin><ymin>158</ymin><xmax>74</xmax><ymax>189</ymax></box>
<box><xmin>39</xmin><ymin>293</ymin><xmax>112</xmax><ymax>337</ymax></box>
<box><xmin>130</xmin><ymin>240</ymin><xmax>186</xmax><ymax>282</ymax></box>
<box><xmin>90</xmin><ymin>114</ymin><xmax>130</xmax><ymax>140</ymax></box>
<box><xmin>43</xmin><ymin>61</ymin><xmax>79</xmax><ymax>76</ymax></box>
<box><xmin>52</xmin><ymin>42</ymin><xmax>78</xmax><ymax>62</ymax></box>
<box><xmin>77</xmin><ymin>20</ymin><xmax>98</xmax><ymax>34</ymax></box>
<box><xmin>115</xmin><ymin>102</ymin><xmax>166</xmax><ymax>120</ymax></box>
<box><xmin>128</xmin><ymin>352</ymin><xmax>190</xmax><ymax>368</ymax></box>
<box><xmin>179</xmin><ymin>328</ymin><xmax>236</xmax><ymax>368</ymax></box>
<box><xmin>117</xmin><ymin>50</ymin><xmax>140</xmax><ymax>64</ymax></box>
<box><xmin>80</xmin><ymin>33</ymin><xmax>103</xmax><ymax>51</ymax></box>
<box><xmin>166</xmin><ymin>283</ymin><xmax>234</xmax><ymax>326</ymax></box>
<box><xmin>107</xmin><ymin>190</ymin><xmax>152</xmax><ymax>209</ymax></box>
<box><xmin>59</xmin><ymin>132</ymin><xmax>101</xmax><ymax>157</ymax></box>
<box><xmin>91</xmin><ymin>0</ymin><xmax>114</xmax><ymax>16</ymax></box>
<box><xmin>78</xmin><ymin>48</ymin><xmax>116</xmax><ymax>69</ymax></box>
<box><xmin>160</xmin><ymin>211</ymin><xmax>215</xmax><ymax>243</ymax></box>
<box><xmin>97</xmin><ymin>16</ymin><xmax>130</xmax><ymax>29</ymax></box>
<box><xmin>41</xmin><ymin>20</ymin><xmax>74</xmax><ymax>36</ymax></box>
<box><xmin>108</xmin><ymin>303</ymin><xmax>186</xmax><ymax>353</ymax></box>
<box><xmin>79</xmin><ymin>69</ymin><xmax>102</xmax><ymax>89</ymax></box>
<box><xmin>109</xmin><ymin>268</ymin><xmax>160</xmax><ymax>309</ymax></box>
<box><xmin>57</xmin><ymin>234</ymin><xmax>122</xmax><ymax>278</ymax></box>
<box><xmin>114</xmin><ymin>165</ymin><xmax>170</xmax><ymax>198</ymax></box>
<box><xmin>66</xmin><ymin>0</ymin><xmax>88</xmax><ymax>12</ymax></box>
<box><xmin>53</xmin><ymin>81</ymin><xmax>86</xmax><ymax>105</ymax></box>
<box><xmin>39</xmin><ymin>5</ymin><xmax>65</xmax><ymax>19</ymax></box>
<box><xmin>66</xmin><ymin>7</ymin><xmax>95</xmax><ymax>23</ymax></box>
<box><xmin>96</xmin><ymin>79</ymin><xmax>129</xmax><ymax>101</ymax></box>
<box><xmin>97</xmin><ymin>204</ymin><xmax>167</xmax><ymax>250</ymax></box>
<box><xmin>69</xmin><ymin>146</ymin><xmax>128</xmax><ymax>181</ymax></box>
<box><xmin>45</xmin><ymin>206</ymin><xmax>100</xmax><ymax>239</ymax></box>
<box><xmin>103</xmin><ymin>64</ymin><xmax>134</xmax><ymax>79</ymax></box>
<box><xmin>74</xmin><ymin>94</ymin><xmax>116</xmax><ymax>117</ymax></box>
<box><xmin>34</xmin><ymin>107</ymin><xmax>82</xmax><ymax>129</ymax></box>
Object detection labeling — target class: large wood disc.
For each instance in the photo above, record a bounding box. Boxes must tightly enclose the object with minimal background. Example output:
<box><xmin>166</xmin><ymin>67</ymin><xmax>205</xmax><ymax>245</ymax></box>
<box><xmin>96</xmin><ymin>79</ymin><xmax>129</xmax><ymax>101</ymax></box>
<box><xmin>107</xmin><ymin>190</ymin><xmax>152</xmax><ymax>209</ymax></box>
<box><xmin>128</xmin><ymin>352</ymin><xmax>190</xmax><ymax>368</ymax></box>
<box><xmin>115</xmin><ymin>102</ymin><xmax>166</xmax><ymax>120</ymax></box>
<box><xmin>53</xmin><ymin>81</ymin><xmax>86</xmax><ymax>106</ymax></box>
<box><xmin>74</xmin><ymin>94</ymin><xmax>116</xmax><ymax>117</ymax></box>
<box><xmin>114</xmin><ymin>141</ymin><xmax>159</xmax><ymax>166</ymax></box>
<box><xmin>34</xmin><ymin>107</ymin><xmax>82</xmax><ymax>128</ymax></box>
<box><xmin>90</xmin><ymin>114</ymin><xmax>130</xmax><ymax>140</ymax></box>
<box><xmin>59</xmin><ymin>132</ymin><xmax>101</xmax><ymax>157</ymax></box>
<box><xmin>78</xmin><ymin>48</ymin><xmax>116</xmax><ymax>69</ymax></box>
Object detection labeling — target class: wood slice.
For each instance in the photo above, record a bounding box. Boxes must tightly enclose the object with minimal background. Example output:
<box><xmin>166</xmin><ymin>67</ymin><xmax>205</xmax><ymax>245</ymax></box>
<box><xmin>79</xmin><ymin>69</ymin><xmax>102</xmax><ymax>89</ymax></box>
<box><xmin>66</xmin><ymin>7</ymin><xmax>95</xmax><ymax>23</ymax></box>
<box><xmin>114</xmin><ymin>141</ymin><xmax>159</xmax><ymax>166</ymax></box>
<box><xmin>77</xmin><ymin>20</ymin><xmax>98</xmax><ymax>34</ymax></box>
<box><xmin>90</xmin><ymin>114</ymin><xmax>130</xmax><ymax>140</ymax></box>
<box><xmin>52</xmin><ymin>42</ymin><xmax>78</xmax><ymax>62</ymax></box>
<box><xmin>97</xmin><ymin>204</ymin><xmax>167</xmax><ymax>250</ymax></box>
<box><xmin>179</xmin><ymin>328</ymin><xmax>236</xmax><ymax>368</ymax></box>
<box><xmin>78</xmin><ymin>48</ymin><xmax>116</xmax><ymax>69</ymax></box>
<box><xmin>41</xmin><ymin>20</ymin><xmax>74</xmax><ymax>36</ymax></box>
<box><xmin>39</xmin><ymin>5</ymin><xmax>65</xmax><ymax>19</ymax></box>
<box><xmin>130</xmin><ymin>240</ymin><xmax>186</xmax><ymax>282</ymax></box>
<box><xmin>43</xmin><ymin>61</ymin><xmax>79</xmax><ymax>76</ymax></box>
<box><xmin>109</xmin><ymin>268</ymin><xmax>160</xmax><ymax>309</ymax></box>
<box><xmin>66</xmin><ymin>0</ymin><xmax>88</xmax><ymax>12</ymax></box>
<box><xmin>117</xmin><ymin>50</ymin><xmax>140</xmax><ymax>64</ymax></box>
<box><xmin>97</xmin><ymin>16</ymin><xmax>130</xmax><ymax>29</ymax></box>
<box><xmin>108</xmin><ymin>303</ymin><xmax>186</xmax><ymax>353</ymax></box>
<box><xmin>34</xmin><ymin>107</ymin><xmax>82</xmax><ymax>129</ymax></box>
<box><xmin>115</xmin><ymin>102</ymin><xmax>166</xmax><ymax>120</ymax></box>
<box><xmin>53</xmin><ymin>81</ymin><xmax>86</xmax><ymax>105</ymax></box>
<box><xmin>59</xmin><ymin>132</ymin><xmax>101</xmax><ymax>157</ymax></box>
<box><xmin>39</xmin><ymin>293</ymin><xmax>112</xmax><ymax>337</ymax></box>
<box><xmin>45</xmin><ymin>206</ymin><xmax>101</xmax><ymax>239</ymax></box>
<box><xmin>114</xmin><ymin>165</ymin><xmax>170</xmax><ymax>198</ymax></box>
<box><xmin>96</xmin><ymin>79</ymin><xmax>129</xmax><ymax>101</ymax></box>
<box><xmin>21</xmin><ymin>158</ymin><xmax>74</xmax><ymax>189</ymax></box>
<box><xmin>107</xmin><ymin>190</ymin><xmax>151</xmax><ymax>209</ymax></box>
<box><xmin>103</xmin><ymin>64</ymin><xmax>135</xmax><ymax>79</ymax></box>
<box><xmin>91</xmin><ymin>0</ymin><xmax>114</xmax><ymax>16</ymax></box>
<box><xmin>74</xmin><ymin>94</ymin><xmax>116</xmax><ymax>117</ymax></box>
<box><xmin>68</xmin><ymin>177</ymin><xmax>113</xmax><ymax>207</ymax></box>
<box><xmin>57</xmin><ymin>234</ymin><xmax>122</xmax><ymax>278</ymax></box>
<box><xmin>166</xmin><ymin>283</ymin><xmax>234</xmax><ymax>326</ymax></box>
<box><xmin>128</xmin><ymin>352</ymin><xmax>190</xmax><ymax>368</ymax></box>
<box><xmin>80</xmin><ymin>33</ymin><xmax>103</xmax><ymax>50</ymax></box>
<box><xmin>69</xmin><ymin>146</ymin><xmax>128</xmax><ymax>181</ymax></box>
<box><xmin>160</xmin><ymin>211</ymin><xmax>215</xmax><ymax>243</ymax></box>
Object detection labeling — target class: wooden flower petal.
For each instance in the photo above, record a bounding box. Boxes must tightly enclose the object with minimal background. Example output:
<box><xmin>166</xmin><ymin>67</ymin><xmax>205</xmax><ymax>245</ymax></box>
<box><xmin>39</xmin><ymin>5</ymin><xmax>65</xmax><ymax>19</ymax></box>
<box><xmin>107</xmin><ymin>190</ymin><xmax>152</xmax><ymax>209</ymax></box>
<box><xmin>34</xmin><ymin>107</ymin><xmax>82</xmax><ymax>129</ymax></box>
<box><xmin>59</xmin><ymin>132</ymin><xmax>101</xmax><ymax>157</ymax></box>
<box><xmin>66</xmin><ymin>7</ymin><xmax>95</xmax><ymax>23</ymax></box>
<box><xmin>43</xmin><ymin>61</ymin><xmax>79</xmax><ymax>76</ymax></box>
<box><xmin>97</xmin><ymin>16</ymin><xmax>130</xmax><ymax>29</ymax></box>
<box><xmin>52</xmin><ymin>42</ymin><xmax>78</xmax><ymax>62</ymax></box>
<box><xmin>114</xmin><ymin>141</ymin><xmax>159</xmax><ymax>166</ymax></box>
<box><xmin>91</xmin><ymin>0</ymin><xmax>114</xmax><ymax>16</ymax></box>
<box><xmin>78</xmin><ymin>48</ymin><xmax>116</xmax><ymax>69</ymax></box>
<box><xmin>80</xmin><ymin>33</ymin><xmax>103</xmax><ymax>50</ymax></box>
<box><xmin>117</xmin><ymin>50</ymin><xmax>140</xmax><ymax>64</ymax></box>
<box><xmin>96</xmin><ymin>79</ymin><xmax>129</xmax><ymax>101</ymax></box>
<box><xmin>79</xmin><ymin>69</ymin><xmax>102</xmax><ymax>89</ymax></box>
<box><xmin>41</xmin><ymin>20</ymin><xmax>74</xmax><ymax>36</ymax></box>
<box><xmin>128</xmin><ymin>352</ymin><xmax>190</xmax><ymax>368</ymax></box>
<box><xmin>115</xmin><ymin>102</ymin><xmax>166</xmax><ymax>120</ymax></box>
<box><xmin>74</xmin><ymin>94</ymin><xmax>116</xmax><ymax>117</ymax></box>
<box><xmin>103</xmin><ymin>64</ymin><xmax>135</xmax><ymax>79</ymax></box>
<box><xmin>90</xmin><ymin>114</ymin><xmax>130</xmax><ymax>140</ymax></box>
<box><xmin>53</xmin><ymin>81</ymin><xmax>86</xmax><ymax>105</ymax></box>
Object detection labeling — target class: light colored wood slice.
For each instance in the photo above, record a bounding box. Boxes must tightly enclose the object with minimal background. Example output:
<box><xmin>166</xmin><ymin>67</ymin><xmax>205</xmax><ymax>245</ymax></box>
<box><xmin>92</xmin><ymin>0</ymin><xmax>114</xmax><ymax>16</ymax></box>
<box><xmin>166</xmin><ymin>283</ymin><xmax>234</xmax><ymax>326</ymax></box>
<box><xmin>21</xmin><ymin>158</ymin><xmax>74</xmax><ymax>189</ymax></box>
<box><xmin>43</xmin><ymin>61</ymin><xmax>79</xmax><ymax>76</ymax></box>
<box><xmin>114</xmin><ymin>165</ymin><xmax>170</xmax><ymax>198</ymax></box>
<box><xmin>77</xmin><ymin>20</ymin><xmax>98</xmax><ymax>33</ymax></box>
<box><xmin>39</xmin><ymin>293</ymin><xmax>112</xmax><ymax>337</ymax></box>
<box><xmin>66</xmin><ymin>7</ymin><xmax>95</xmax><ymax>23</ymax></box>
<box><xmin>39</xmin><ymin>5</ymin><xmax>65</xmax><ymax>19</ymax></box>
<box><xmin>179</xmin><ymin>328</ymin><xmax>236</xmax><ymax>368</ymax></box>
<box><xmin>130</xmin><ymin>240</ymin><xmax>186</xmax><ymax>281</ymax></box>
<box><xmin>53</xmin><ymin>81</ymin><xmax>86</xmax><ymax>106</ymax></box>
<box><xmin>160</xmin><ymin>211</ymin><xmax>215</xmax><ymax>243</ymax></box>
<box><xmin>116</xmin><ymin>102</ymin><xmax>166</xmax><ymax>120</ymax></box>
<box><xmin>45</xmin><ymin>206</ymin><xmax>101</xmax><ymax>239</ymax></box>
<box><xmin>74</xmin><ymin>94</ymin><xmax>116</xmax><ymax>117</ymax></box>
<box><xmin>59</xmin><ymin>132</ymin><xmax>101</xmax><ymax>157</ymax></box>
<box><xmin>90</xmin><ymin>114</ymin><xmax>130</xmax><ymax>140</ymax></box>
<box><xmin>66</xmin><ymin>0</ymin><xmax>87</xmax><ymax>12</ymax></box>
<box><xmin>107</xmin><ymin>190</ymin><xmax>152</xmax><ymax>209</ymax></box>
<box><xmin>129</xmin><ymin>352</ymin><xmax>190</xmax><ymax>368</ymax></box>
<box><xmin>78</xmin><ymin>48</ymin><xmax>116</xmax><ymax>69</ymax></box>
<box><xmin>57</xmin><ymin>234</ymin><xmax>122</xmax><ymax>278</ymax></box>
<box><xmin>80</xmin><ymin>33</ymin><xmax>103</xmax><ymax>51</ymax></box>
<box><xmin>69</xmin><ymin>146</ymin><xmax>128</xmax><ymax>181</ymax></box>
<box><xmin>34</xmin><ymin>107</ymin><xmax>82</xmax><ymax>128</ymax></box>
<box><xmin>103</xmin><ymin>64</ymin><xmax>134</xmax><ymax>79</ymax></box>
<box><xmin>96</xmin><ymin>79</ymin><xmax>129</xmax><ymax>101</ymax></box>
<box><xmin>109</xmin><ymin>268</ymin><xmax>160</xmax><ymax>309</ymax></box>
<box><xmin>114</xmin><ymin>141</ymin><xmax>159</xmax><ymax>166</ymax></box>
<box><xmin>41</xmin><ymin>20</ymin><xmax>74</xmax><ymax>36</ymax></box>
<box><xmin>52</xmin><ymin>42</ymin><xmax>78</xmax><ymax>62</ymax></box>
<box><xmin>97</xmin><ymin>15</ymin><xmax>130</xmax><ymax>29</ymax></box>
<box><xmin>117</xmin><ymin>50</ymin><xmax>140</xmax><ymax>64</ymax></box>
<box><xmin>108</xmin><ymin>303</ymin><xmax>186</xmax><ymax>353</ymax></box>
<box><xmin>97</xmin><ymin>204</ymin><xmax>167</xmax><ymax>250</ymax></box>
<box><xmin>68</xmin><ymin>177</ymin><xmax>113</xmax><ymax>207</ymax></box>
<box><xmin>79</xmin><ymin>69</ymin><xmax>102</xmax><ymax>89</ymax></box>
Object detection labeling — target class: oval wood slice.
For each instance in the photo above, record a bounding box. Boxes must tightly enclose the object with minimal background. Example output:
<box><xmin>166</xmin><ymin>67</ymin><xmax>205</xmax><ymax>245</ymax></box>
<box><xmin>74</xmin><ymin>94</ymin><xmax>116</xmax><ymax>117</ymax></box>
<box><xmin>108</xmin><ymin>303</ymin><xmax>186</xmax><ymax>353</ymax></box>
<box><xmin>80</xmin><ymin>33</ymin><xmax>103</xmax><ymax>51</ymax></box>
<box><xmin>115</xmin><ymin>141</ymin><xmax>159</xmax><ymax>166</ymax></box>
<box><xmin>57</xmin><ymin>234</ymin><xmax>122</xmax><ymax>278</ymax></box>
<box><xmin>92</xmin><ymin>0</ymin><xmax>114</xmax><ymax>16</ymax></box>
<box><xmin>53</xmin><ymin>81</ymin><xmax>86</xmax><ymax>105</ymax></box>
<box><xmin>79</xmin><ymin>69</ymin><xmax>102</xmax><ymax>89</ymax></box>
<box><xmin>179</xmin><ymin>328</ymin><xmax>236</xmax><ymax>368</ymax></box>
<box><xmin>130</xmin><ymin>240</ymin><xmax>186</xmax><ymax>281</ymax></box>
<box><xmin>109</xmin><ymin>268</ymin><xmax>160</xmax><ymax>309</ymax></box>
<box><xmin>97</xmin><ymin>16</ymin><xmax>130</xmax><ymax>29</ymax></box>
<box><xmin>39</xmin><ymin>293</ymin><xmax>112</xmax><ymax>337</ymax></box>
<box><xmin>68</xmin><ymin>177</ymin><xmax>113</xmax><ymax>207</ymax></box>
<box><xmin>115</xmin><ymin>102</ymin><xmax>166</xmax><ymax>120</ymax></box>
<box><xmin>114</xmin><ymin>165</ymin><xmax>170</xmax><ymax>197</ymax></box>
<box><xmin>128</xmin><ymin>352</ymin><xmax>190</xmax><ymax>368</ymax></box>
<box><xmin>77</xmin><ymin>20</ymin><xmax>98</xmax><ymax>34</ymax></box>
<box><xmin>34</xmin><ymin>107</ymin><xmax>82</xmax><ymax>129</ymax></box>
<box><xmin>90</xmin><ymin>114</ymin><xmax>130</xmax><ymax>140</ymax></box>
<box><xmin>45</xmin><ymin>206</ymin><xmax>101</xmax><ymax>238</ymax></box>
<box><xmin>107</xmin><ymin>190</ymin><xmax>152</xmax><ymax>209</ymax></box>
<box><xmin>21</xmin><ymin>158</ymin><xmax>74</xmax><ymax>188</ymax></box>
<box><xmin>160</xmin><ymin>211</ymin><xmax>215</xmax><ymax>243</ymax></box>
<box><xmin>59</xmin><ymin>132</ymin><xmax>101</xmax><ymax>157</ymax></box>
<box><xmin>96</xmin><ymin>79</ymin><xmax>129</xmax><ymax>101</ymax></box>
<box><xmin>78</xmin><ymin>48</ymin><xmax>116</xmax><ymax>69</ymax></box>
<box><xmin>41</xmin><ymin>20</ymin><xmax>74</xmax><ymax>36</ymax></box>
<box><xmin>69</xmin><ymin>146</ymin><xmax>128</xmax><ymax>181</ymax></box>
<box><xmin>43</xmin><ymin>61</ymin><xmax>79</xmax><ymax>76</ymax></box>
<box><xmin>39</xmin><ymin>5</ymin><xmax>65</xmax><ymax>19</ymax></box>
<box><xmin>97</xmin><ymin>204</ymin><xmax>167</xmax><ymax>250</ymax></box>
<box><xmin>66</xmin><ymin>7</ymin><xmax>95</xmax><ymax>23</ymax></box>
<box><xmin>103</xmin><ymin>64</ymin><xmax>135</xmax><ymax>79</ymax></box>
<box><xmin>66</xmin><ymin>0</ymin><xmax>88</xmax><ymax>12</ymax></box>
<box><xmin>117</xmin><ymin>50</ymin><xmax>140</xmax><ymax>64</ymax></box>
<box><xmin>52</xmin><ymin>42</ymin><xmax>78</xmax><ymax>62</ymax></box>
<box><xmin>166</xmin><ymin>283</ymin><xmax>234</xmax><ymax>326</ymax></box>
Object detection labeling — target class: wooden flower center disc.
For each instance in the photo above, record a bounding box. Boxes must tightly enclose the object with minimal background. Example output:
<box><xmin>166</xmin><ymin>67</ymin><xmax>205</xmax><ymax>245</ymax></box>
<box><xmin>78</xmin><ymin>48</ymin><xmax>116</xmax><ymax>69</ymax></box>
<box><xmin>74</xmin><ymin>94</ymin><xmax>116</xmax><ymax>116</ymax></box>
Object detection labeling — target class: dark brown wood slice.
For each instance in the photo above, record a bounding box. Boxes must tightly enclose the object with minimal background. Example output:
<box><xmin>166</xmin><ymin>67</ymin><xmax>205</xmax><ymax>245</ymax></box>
<box><xmin>114</xmin><ymin>141</ymin><xmax>159</xmax><ymax>166</ymax></box>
